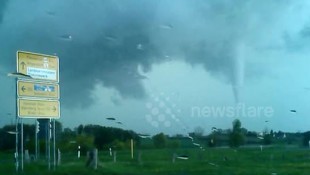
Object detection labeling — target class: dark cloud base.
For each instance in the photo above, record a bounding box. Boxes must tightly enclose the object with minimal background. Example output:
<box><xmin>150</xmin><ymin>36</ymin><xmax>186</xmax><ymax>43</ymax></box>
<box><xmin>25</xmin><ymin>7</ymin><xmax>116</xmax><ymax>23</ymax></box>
<box><xmin>0</xmin><ymin>0</ymin><xmax>307</xmax><ymax>108</ymax></box>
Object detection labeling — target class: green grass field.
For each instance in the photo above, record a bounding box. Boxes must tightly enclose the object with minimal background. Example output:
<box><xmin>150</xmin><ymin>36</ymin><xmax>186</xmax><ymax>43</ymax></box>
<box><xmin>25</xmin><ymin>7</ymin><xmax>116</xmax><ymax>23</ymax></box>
<box><xmin>1</xmin><ymin>146</ymin><xmax>310</xmax><ymax>175</ymax></box>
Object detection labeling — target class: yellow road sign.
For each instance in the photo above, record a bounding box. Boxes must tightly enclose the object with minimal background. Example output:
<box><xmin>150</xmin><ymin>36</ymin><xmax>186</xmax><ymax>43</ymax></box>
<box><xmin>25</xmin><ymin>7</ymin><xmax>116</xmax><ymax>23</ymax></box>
<box><xmin>17</xmin><ymin>51</ymin><xmax>59</xmax><ymax>82</ymax></box>
<box><xmin>18</xmin><ymin>99</ymin><xmax>60</xmax><ymax>118</ymax></box>
<box><xmin>18</xmin><ymin>81</ymin><xmax>59</xmax><ymax>99</ymax></box>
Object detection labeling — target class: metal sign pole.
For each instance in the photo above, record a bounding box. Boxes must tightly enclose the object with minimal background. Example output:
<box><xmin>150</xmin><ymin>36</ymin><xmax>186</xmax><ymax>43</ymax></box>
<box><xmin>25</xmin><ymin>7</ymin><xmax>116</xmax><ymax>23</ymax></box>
<box><xmin>15</xmin><ymin>78</ymin><xmax>19</xmax><ymax>172</ymax></box>
<box><xmin>53</xmin><ymin>119</ymin><xmax>56</xmax><ymax>170</ymax></box>
<box><xmin>21</xmin><ymin>118</ymin><xmax>24</xmax><ymax>171</ymax></box>
<box><xmin>45</xmin><ymin>121</ymin><xmax>48</xmax><ymax>161</ymax></box>
<box><xmin>35</xmin><ymin>120</ymin><xmax>38</xmax><ymax>160</ymax></box>
<box><xmin>15</xmin><ymin>118</ymin><xmax>19</xmax><ymax>172</ymax></box>
<box><xmin>131</xmin><ymin>139</ymin><xmax>134</xmax><ymax>159</ymax></box>
<box><xmin>48</xmin><ymin>119</ymin><xmax>51</xmax><ymax>170</ymax></box>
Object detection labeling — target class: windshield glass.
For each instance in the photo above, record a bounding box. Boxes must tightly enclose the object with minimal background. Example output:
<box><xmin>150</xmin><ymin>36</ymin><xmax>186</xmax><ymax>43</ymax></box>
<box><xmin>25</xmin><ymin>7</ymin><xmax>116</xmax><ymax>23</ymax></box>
<box><xmin>0</xmin><ymin>0</ymin><xmax>310</xmax><ymax>175</ymax></box>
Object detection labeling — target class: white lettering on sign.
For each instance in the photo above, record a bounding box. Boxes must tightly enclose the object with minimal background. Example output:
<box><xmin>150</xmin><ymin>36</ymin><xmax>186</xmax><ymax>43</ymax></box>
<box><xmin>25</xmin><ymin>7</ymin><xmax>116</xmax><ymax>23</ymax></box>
<box><xmin>27</xmin><ymin>67</ymin><xmax>57</xmax><ymax>81</ymax></box>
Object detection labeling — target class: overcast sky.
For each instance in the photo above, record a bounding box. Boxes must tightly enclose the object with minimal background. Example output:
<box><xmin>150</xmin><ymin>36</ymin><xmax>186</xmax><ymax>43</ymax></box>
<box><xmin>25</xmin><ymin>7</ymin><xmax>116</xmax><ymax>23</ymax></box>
<box><xmin>1</xmin><ymin>0</ymin><xmax>310</xmax><ymax>135</ymax></box>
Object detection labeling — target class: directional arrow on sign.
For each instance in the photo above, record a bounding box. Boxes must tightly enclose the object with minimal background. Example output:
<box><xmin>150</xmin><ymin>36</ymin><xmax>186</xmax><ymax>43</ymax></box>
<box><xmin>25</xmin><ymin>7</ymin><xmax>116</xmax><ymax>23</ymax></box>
<box><xmin>52</xmin><ymin>106</ymin><xmax>56</xmax><ymax>112</ymax></box>
<box><xmin>20</xmin><ymin>62</ymin><xmax>26</xmax><ymax>70</ymax></box>
<box><xmin>21</xmin><ymin>86</ymin><xmax>26</xmax><ymax>92</ymax></box>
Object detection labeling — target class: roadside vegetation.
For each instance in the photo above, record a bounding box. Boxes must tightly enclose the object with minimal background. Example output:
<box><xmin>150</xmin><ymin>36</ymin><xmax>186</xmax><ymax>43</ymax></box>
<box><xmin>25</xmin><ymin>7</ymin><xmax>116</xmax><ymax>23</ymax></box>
<box><xmin>0</xmin><ymin>119</ymin><xmax>310</xmax><ymax>174</ymax></box>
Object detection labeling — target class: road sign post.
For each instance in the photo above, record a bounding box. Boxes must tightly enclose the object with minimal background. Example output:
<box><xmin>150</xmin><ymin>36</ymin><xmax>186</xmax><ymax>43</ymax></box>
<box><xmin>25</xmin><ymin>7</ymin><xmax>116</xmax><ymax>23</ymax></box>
<box><xmin>53</xmin><ymin>119</ymin><xmax>56</xmax><ymax>170</ymax></box>
<box><xmin>16</xmin><ymin>51</ymin><xmax>60</xmax><ymax>171</ymax></box>
<box><xmin>35</xmin><ymin>120</ymin><xmax>39</xmax><ymax>160</ymax></box>
<box><xmin>21</xmin><ymin>119</ymin><xmax>23</xmax><ymax>171</ymax></box>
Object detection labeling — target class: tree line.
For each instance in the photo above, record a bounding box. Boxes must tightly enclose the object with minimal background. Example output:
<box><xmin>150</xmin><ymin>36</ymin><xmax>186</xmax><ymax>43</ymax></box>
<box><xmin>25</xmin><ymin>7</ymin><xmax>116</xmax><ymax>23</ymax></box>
<box><xmin>0</xmin><ymin>119</ymin><xmax>309</xmax><ymax>153</ymax></box>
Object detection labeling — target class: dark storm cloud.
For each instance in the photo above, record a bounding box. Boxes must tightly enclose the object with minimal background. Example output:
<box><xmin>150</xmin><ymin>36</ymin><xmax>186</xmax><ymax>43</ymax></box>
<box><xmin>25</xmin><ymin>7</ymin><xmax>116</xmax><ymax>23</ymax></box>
<box><xmin>0</xmin><ymin>0</ymin><xmax>308</xmax><ymax>108</ymax></box>
<box><xmin>59</xmin><ymin>33</ymin><xmax>160</xmax><ymax>107</ymax></box>
<box><xmin>0</xmin><ymin>0</ymin><xmax>8</xmax><ymax>23</ymax></box>
<box><xmin>0</xmin><ymin>0</ymin><xmax>161</xmax><ymax>108</ymax></box>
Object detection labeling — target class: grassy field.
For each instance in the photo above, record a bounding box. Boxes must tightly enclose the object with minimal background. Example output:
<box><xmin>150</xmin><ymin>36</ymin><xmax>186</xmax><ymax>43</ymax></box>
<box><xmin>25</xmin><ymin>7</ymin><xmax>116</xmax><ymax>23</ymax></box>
<box><xmin>0</xmin><ymin>146</ymin><xmax>310</xmax><ymax>175</ymax></box>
